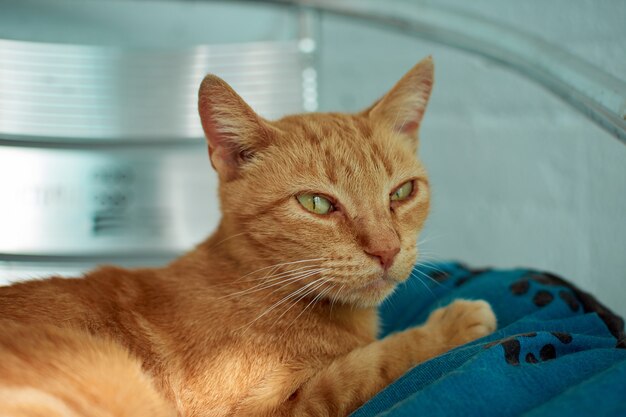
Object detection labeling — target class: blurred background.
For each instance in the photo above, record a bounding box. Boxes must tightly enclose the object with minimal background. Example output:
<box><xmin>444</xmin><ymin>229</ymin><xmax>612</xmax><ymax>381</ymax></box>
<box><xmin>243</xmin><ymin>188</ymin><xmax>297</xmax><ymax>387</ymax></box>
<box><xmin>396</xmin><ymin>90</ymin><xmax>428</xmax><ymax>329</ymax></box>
<box><xmin>0</xmin><ymin>0</ymin><xmax>625</xmax><ymax>316</ymax></box>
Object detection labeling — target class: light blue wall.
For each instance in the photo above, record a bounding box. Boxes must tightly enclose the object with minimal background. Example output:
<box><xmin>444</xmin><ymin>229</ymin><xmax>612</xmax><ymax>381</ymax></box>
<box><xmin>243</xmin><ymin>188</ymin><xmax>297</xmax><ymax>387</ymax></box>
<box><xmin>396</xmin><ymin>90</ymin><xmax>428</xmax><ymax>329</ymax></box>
<box><xmin>317</xmin><ymin>1</ymin><xmax>626</xmax><ymax>317</ymax></box>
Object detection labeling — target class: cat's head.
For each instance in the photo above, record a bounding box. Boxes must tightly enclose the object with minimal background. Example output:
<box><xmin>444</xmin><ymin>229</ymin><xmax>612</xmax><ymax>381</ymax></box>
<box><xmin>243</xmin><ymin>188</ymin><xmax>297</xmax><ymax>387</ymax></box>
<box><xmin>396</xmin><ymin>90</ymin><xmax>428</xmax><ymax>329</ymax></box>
<box><xmin>198</xmin><ymin>57</ymin><xmax>433</xmax><ymax>307</ymax></box>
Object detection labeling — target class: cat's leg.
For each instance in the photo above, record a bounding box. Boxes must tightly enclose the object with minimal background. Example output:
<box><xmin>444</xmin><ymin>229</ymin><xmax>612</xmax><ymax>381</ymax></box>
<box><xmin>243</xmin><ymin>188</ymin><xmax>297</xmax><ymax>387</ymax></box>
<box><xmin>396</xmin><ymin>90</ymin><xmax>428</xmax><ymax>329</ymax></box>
<box><xmin>281</xmin><ymin>300</ymin><xmax>496</xmax><ymax>417</ymax></box>
<box><xmin>0</xmin><ymin>322</ymin><xmax>176</xmax><ymax>417</ymax></box>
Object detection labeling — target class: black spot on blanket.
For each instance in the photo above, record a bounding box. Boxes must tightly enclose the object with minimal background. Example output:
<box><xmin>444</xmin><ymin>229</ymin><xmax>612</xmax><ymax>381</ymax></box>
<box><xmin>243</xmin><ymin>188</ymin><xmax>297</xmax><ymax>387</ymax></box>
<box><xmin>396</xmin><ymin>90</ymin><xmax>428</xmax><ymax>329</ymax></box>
<box><xmin>525</xmin><ymin>353</ymin><xmax>538</xmax><ymax>364</ymax></box>
<box><xmin>510</xmin><ymin>279</ymin><xmax>530</xmax><ymax>295</ymax></box>
<box><xmin>429</xmin><ymin>270</ymin><xmax>450</xmax><ymax>283</ymax></box>
<box><xmin>454</xmin><ymin>268</ymin><xmax>492</xmax><ymax>287</ymax></box>
<box><xmin>502</xmin><ymin>339</ymin><xmax>522</xmax><ymax>365</ymax></box>
<box><xmin>485</xmin><ymin>333</ymin><xmax>538</xmax><ymax>366</ymax></box>
<box><xmin>558</xmin><ymin>290</ymin><xmax>580</xmax><ymax>312</ymax></box>
<box><xmin>540</xmin><ymin>344</ymin><xmax>557</xmax><ymax>361</ymax></box>
<box><xmin>551</xmin><ymin>332</ymin><xmax>573</xmax><ymax>344</ymax></box>
<box><xmin>509</xmin><ymin>271</ymin><xmax>625</xmax><ymax>348</ymax></box>
<box><xmin>533</xmin><ymin>290</ymin><xmax>554</xmax><ymax>307</ymax></box>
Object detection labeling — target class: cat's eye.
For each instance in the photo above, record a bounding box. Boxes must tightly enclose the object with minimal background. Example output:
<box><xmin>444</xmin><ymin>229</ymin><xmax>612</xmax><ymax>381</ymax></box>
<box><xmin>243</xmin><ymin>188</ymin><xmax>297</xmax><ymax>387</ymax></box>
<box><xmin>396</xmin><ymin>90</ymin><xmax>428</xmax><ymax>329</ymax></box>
<box><xmin>391</xmin><ymin>181</ymin><xmax>414</xmax><ymax>201</ymax></box>
<box><xmin>297</xmin><ymin>194</ymin><xmax>334</xmax><ymax>215</ymax></box>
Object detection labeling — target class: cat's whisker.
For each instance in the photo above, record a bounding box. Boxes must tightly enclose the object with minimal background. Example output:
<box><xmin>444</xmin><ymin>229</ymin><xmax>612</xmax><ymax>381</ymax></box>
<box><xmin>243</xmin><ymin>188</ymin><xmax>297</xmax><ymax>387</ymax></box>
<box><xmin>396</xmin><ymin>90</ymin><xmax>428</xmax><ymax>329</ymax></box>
<box><xmin>416</xmin><ymin>251</ymin><xmax>443</xmax><ymax>260</ymax></box>
<box><xmin>409</xmin><ymin>270</ymin><xmax>438</xmax><ymax>300</ymax></box>
<box><xmin>278</xmin><ymin>279</ymin><xmax>330</xmax><ymax>318</ymax></box>
<box><xmin>416</xmin><ymin>252</ymin><xmax>443</xmax><ymax>262</ymax></box>
<box><xmin>234</xmin><ymin>271</ymin><xmax>327</xmax><ymax>310</ymax></box>
<box><xmin>278</xmin><ymin>279</ymin><xmax>333</xmax><ymax>326</ymax></box>
<box><xmin>288</xmin><ymin>283</ymin><xmax>335</xmax><ymax>328</ymax></box>
<box><xmin>415</xmin><ymin>258</ymin><xmax>444</xmax><ymax>269</ymax></box>
<box><xmin>261</xmin><ymin>270</ymin><xmax>327</xmax><ymax>295</ymax></box>
<box><xmin>210</xmin><ymin>232</ymin><xmax>249</xmax><ymax>248</ymax></box>
<box><xmin>415</xmin><ymin>265</ymin><xmax>446</xmax><ymax>280</ymax></box>
<box><xmin>220</xmin><ymin>268</ymin><xmax>329</xmax><ymax>299</ymax></box>
<box><xmin>233</xmin><ymin>268</ymin><xmax>327</xmax><ymax>295</ymax></box>
<box><xmin>228</xmin><ymin>266</ymin><xmax>318</xmax><ymax>289</ymax></box>
<box><xmin>417</xmin><ymin>231</ymin><xmax>449</xmax><ymax>246</ymax></box>
<box><xmin>260</xmin><ymin>264</ymin><xmax>282</xmax><ymax>281</ymax></box>
<box><xmin>220</xmin><ymin>267</ymin><xmax>322</xmax><ymax>297</ymax></box>
<box><xmin>415</xmin><ymin>258</ymin><xmax>447</xmax><ymax>275</ymax></box>
<box><xmin>417</xmin><ymin>233</ymin><xmax>446</xmax><ymax>266</ymax></box>
<box><xmin>411</xmin><ymin>267</ymin><xmax>445</xmax><ymax>290</ymax></box>
<box><xmin>262</xmin><ymin>270</ymin><xmax>331</xmax><ymax>299</ymax></box>
<box><xmin>231</xmin><ymin>258</ymin><xmax>326</xmax><ymax>283</ymax></box>
<box><xmin>414</xmin><ymin>259</ymin><xmax>446</xmax><ymax>276</ymax></box>
<box><xmin>239</xmin><ymin>276</ymin><xmax>330</xmax><ymax>331</ymax></box>
<box><xmin>236</xmin><ymin>264</ymin><xmax>324</xmax><ymax>285</ymax></box>
<box><xmin>416</xmin><ymin>248</ymin><xmax>444</xmax><ymax>259</ymax></box>
<box><xmin>275</xmin><ymin>277</ymin><xmax>336</xmax><ymax>320</ymax></box>
<box><xmin>330</xmin><ymin>284</ymin><xmax>346</xmax><ymax>315</ymax></box>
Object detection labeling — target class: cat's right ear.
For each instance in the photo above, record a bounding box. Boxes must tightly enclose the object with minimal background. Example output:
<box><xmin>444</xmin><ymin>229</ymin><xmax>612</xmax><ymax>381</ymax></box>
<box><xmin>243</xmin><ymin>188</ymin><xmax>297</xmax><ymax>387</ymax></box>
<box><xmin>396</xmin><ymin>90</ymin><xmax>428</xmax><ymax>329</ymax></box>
<box><xmin>198</xmin><ymin>75</ymin><xmax>275</xmax><ymax>181</ymax></box>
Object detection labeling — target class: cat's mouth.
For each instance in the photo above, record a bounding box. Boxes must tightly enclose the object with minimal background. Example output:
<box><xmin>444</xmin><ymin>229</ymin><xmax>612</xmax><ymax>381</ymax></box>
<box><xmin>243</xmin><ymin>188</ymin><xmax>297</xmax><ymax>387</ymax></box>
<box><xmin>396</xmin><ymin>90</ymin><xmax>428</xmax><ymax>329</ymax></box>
<box><xmin>338</xmin><ymin>266</ymin><xmax>409</xmax><ymax>306</ymax></box>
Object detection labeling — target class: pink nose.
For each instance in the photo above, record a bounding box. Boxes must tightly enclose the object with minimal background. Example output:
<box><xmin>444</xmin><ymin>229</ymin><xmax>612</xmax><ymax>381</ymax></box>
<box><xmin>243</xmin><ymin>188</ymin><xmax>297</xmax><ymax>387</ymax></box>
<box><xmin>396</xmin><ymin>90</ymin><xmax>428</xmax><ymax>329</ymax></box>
<box><xmin>365</xmin><ymin>246</ymin><xmax>400</xmax><ymax>270</ymax></box>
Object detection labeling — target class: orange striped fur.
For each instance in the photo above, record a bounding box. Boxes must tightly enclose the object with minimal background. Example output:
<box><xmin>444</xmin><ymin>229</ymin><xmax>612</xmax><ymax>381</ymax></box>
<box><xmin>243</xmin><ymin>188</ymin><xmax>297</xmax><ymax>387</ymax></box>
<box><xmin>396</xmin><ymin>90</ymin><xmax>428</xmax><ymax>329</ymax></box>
<box><xmin>0</xmin><ymin>57</ymin><xmax>496</xmax><ymax>416</ymax></box>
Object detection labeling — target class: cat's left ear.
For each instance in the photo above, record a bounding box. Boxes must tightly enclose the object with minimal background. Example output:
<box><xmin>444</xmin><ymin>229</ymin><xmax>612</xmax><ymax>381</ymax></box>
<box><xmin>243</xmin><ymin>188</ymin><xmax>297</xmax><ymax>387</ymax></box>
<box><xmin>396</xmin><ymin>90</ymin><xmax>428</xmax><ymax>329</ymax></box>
<box><xmin>365</xmin><ymin>56</ymin><xmax>434</xmax><ymax>140</ymax></box>
<box><xmin>198</xmin><ymin>75</ymin><xmax>276</xmax><ymax>181</ymax></box>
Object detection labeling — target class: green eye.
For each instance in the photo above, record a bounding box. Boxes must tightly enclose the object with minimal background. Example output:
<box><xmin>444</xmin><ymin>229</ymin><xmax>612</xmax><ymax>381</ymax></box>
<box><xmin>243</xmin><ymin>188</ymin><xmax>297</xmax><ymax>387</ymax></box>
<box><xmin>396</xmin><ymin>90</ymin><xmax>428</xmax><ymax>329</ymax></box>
<box><xmin>297</xmin><ymin>194</ymin><xmax>334</xmax><ymax>215</ymax></box>
<box><xmin>391</xmin><ymin>181</ymin><xmax>414</xmax><ymax>201</ymax></box>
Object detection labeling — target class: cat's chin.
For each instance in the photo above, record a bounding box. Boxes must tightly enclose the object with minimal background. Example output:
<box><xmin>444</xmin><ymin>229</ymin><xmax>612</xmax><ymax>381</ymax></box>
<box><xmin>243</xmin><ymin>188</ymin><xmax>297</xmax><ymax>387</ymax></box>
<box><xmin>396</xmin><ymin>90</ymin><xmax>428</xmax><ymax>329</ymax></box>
<box><xmin>340</xmin><ymin>277</ymin><xmax>400</xmax><ymax>308</ymax></box>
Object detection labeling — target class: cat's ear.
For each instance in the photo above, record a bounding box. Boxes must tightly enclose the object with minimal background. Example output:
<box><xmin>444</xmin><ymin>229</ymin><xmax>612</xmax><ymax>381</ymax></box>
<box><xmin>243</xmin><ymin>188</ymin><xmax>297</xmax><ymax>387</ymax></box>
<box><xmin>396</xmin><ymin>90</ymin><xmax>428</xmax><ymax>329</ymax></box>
<box><xmin>365</xmin><ymin>56</ymin><xmax>434</xmax><ymax>139</ymax></box>
<box><xmin>198</xmin><ymin>75</ymin><xmax>275</xmax><ymax>181</ymax></box>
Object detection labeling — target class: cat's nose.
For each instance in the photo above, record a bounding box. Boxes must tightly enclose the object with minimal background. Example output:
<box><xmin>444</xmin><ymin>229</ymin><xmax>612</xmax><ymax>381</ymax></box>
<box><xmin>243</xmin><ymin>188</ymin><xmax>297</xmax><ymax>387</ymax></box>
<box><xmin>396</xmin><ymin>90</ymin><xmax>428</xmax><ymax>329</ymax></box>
<box><xmin>365</xmin><ymin>246</ymin><xmax>400</xmax><ymax>270</ymax></box>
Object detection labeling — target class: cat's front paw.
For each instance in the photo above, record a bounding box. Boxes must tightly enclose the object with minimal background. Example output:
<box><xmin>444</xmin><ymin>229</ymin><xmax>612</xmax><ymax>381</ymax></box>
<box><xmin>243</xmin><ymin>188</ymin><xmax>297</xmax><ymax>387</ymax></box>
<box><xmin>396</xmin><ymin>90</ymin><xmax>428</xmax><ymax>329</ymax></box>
<box><xmin>426</xmin><ymin>299</ymin><xmax>496</xmax><ymax>347</ymax></box>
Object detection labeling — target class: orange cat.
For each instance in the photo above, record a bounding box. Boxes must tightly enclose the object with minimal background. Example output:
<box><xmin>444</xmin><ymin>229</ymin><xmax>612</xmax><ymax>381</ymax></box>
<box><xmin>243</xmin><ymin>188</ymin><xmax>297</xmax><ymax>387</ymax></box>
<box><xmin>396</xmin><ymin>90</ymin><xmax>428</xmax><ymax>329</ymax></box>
<box><xmin>0</xmin><ymin>57</ymin><xmax>496</xmax><ymax>417</ymax></box>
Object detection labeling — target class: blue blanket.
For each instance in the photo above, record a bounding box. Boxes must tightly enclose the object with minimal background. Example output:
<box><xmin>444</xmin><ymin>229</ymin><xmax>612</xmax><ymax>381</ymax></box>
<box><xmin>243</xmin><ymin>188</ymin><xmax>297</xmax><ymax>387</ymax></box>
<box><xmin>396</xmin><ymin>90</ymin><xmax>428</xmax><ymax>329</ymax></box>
<box><xmin>353</xmin><ymin>263</ymin><xmax>626</xmax><ymax>417</ymax></box>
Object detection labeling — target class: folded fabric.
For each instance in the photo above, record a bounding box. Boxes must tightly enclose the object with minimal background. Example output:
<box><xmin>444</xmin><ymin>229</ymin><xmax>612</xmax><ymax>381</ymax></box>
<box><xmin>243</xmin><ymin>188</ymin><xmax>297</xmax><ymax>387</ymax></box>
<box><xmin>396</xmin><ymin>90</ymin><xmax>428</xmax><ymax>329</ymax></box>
<box><xmin>352</xmin><ymin>263</ymin><xmax>626</xmax><ymax>417</ymax></box>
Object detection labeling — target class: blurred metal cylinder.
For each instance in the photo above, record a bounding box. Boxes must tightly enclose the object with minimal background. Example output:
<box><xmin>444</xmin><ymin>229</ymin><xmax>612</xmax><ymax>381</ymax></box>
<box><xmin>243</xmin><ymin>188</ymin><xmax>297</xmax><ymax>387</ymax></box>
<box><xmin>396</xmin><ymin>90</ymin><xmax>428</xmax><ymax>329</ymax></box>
<box><xmin>0</xmin><ymin>1</ymin><xmax>318</xmax><ymax>278</ymax></box>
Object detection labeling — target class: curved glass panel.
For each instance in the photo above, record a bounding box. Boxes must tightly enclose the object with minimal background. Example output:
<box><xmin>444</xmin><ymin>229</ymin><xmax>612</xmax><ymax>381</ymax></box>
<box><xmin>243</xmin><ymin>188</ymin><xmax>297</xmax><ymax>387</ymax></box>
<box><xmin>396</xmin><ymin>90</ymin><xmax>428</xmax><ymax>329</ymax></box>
<box><xmin>270</xmin><ymin>0</ymin><xmax>626</xmax><ymax>145</ymax></box>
